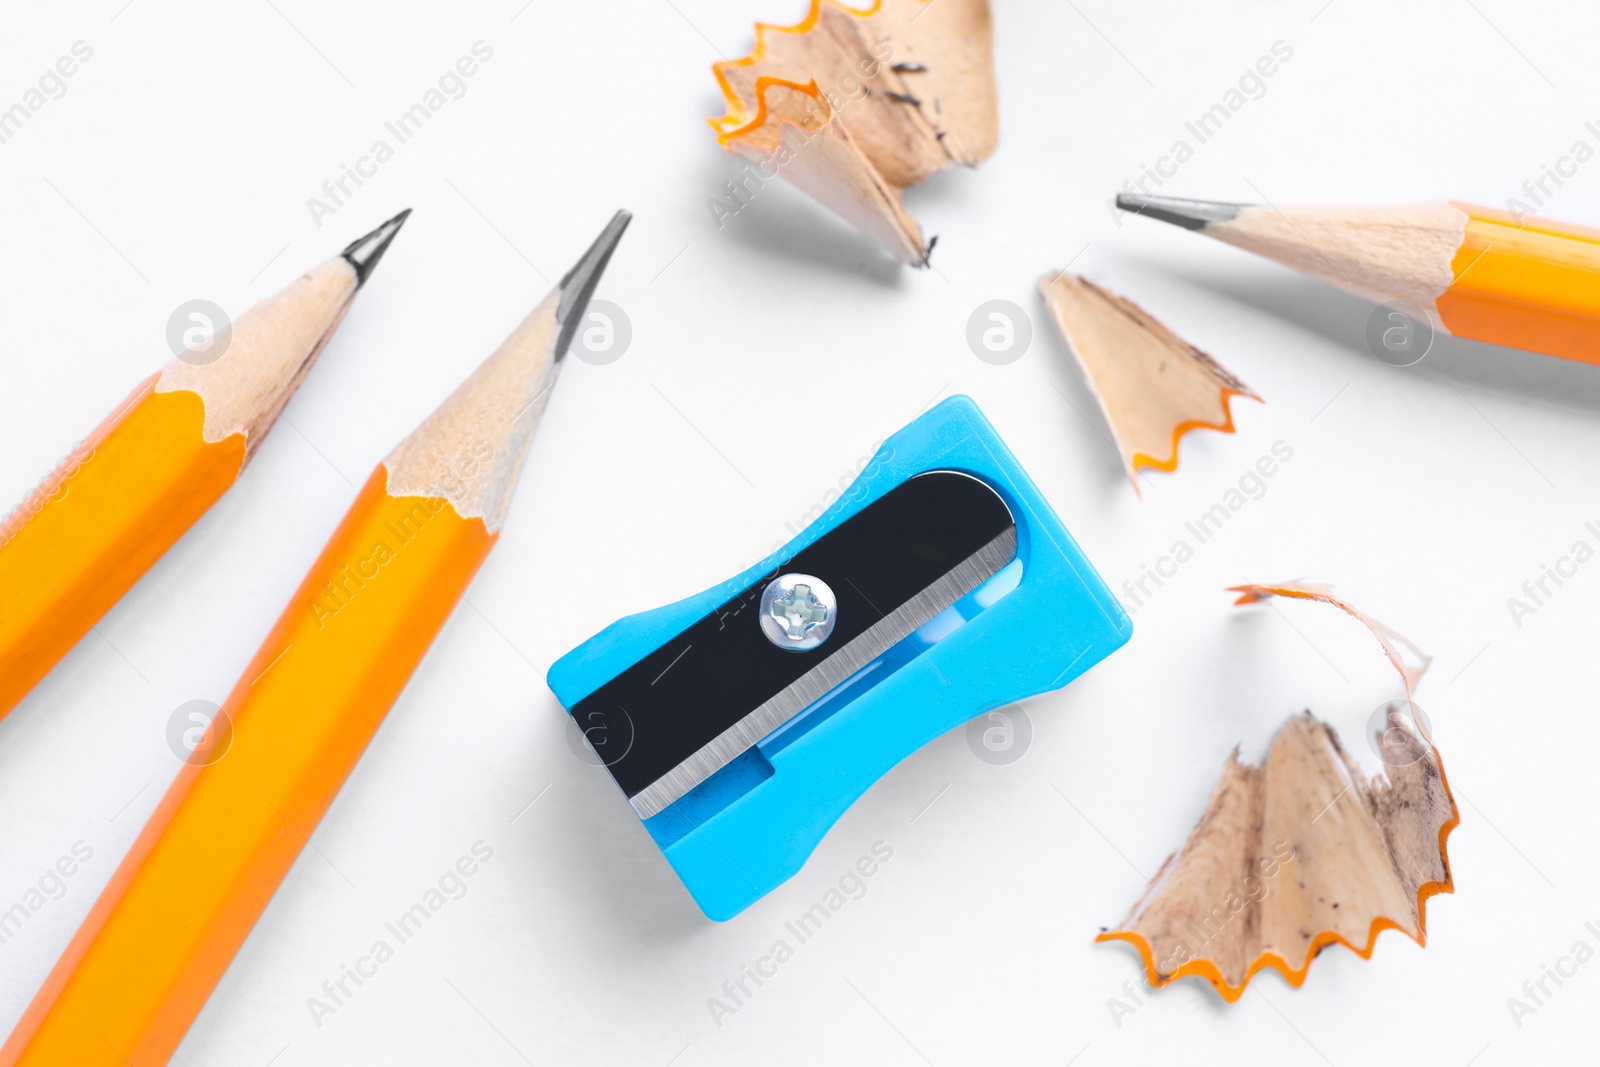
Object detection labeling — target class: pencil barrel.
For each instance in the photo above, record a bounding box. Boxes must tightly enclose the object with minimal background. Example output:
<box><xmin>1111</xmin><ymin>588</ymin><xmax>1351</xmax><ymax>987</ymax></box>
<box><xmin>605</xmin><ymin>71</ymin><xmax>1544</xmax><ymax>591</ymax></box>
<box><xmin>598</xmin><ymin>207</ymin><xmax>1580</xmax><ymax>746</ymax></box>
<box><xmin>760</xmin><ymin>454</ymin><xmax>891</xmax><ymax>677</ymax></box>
<box><xmin>0</xmin><ymin>380</ymin><xmax>245</xmax><ymax>718</ymax></box>
<box><xmin>1438</xmin><ymin>204</ymin><xmax>1600</xmax><ymax>365</ymax></box>
<box><xmin>1</xmin><ymin>467</ymin><xmax>495</xmax><ymax>1067</ymax></box>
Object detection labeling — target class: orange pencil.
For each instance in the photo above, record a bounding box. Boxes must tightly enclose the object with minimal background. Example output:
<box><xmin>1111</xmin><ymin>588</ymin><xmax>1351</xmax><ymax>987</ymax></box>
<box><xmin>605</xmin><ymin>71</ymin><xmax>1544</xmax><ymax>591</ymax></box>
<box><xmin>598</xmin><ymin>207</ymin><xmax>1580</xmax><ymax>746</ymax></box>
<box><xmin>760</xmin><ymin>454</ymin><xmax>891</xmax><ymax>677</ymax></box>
<box><xmin>0</xmin><ymin>210</ymin><xmax>630</xmax><ymax>1067</ymax></box>
<box><xmin>0</xmin><ymin>210</ymin><xmax>409</xmax><ymax>720</ymax></box>
<box><xmin>1118</xmin><ymin>194</ymin><xmax>1600</xmax><ymax>365</ymax></box>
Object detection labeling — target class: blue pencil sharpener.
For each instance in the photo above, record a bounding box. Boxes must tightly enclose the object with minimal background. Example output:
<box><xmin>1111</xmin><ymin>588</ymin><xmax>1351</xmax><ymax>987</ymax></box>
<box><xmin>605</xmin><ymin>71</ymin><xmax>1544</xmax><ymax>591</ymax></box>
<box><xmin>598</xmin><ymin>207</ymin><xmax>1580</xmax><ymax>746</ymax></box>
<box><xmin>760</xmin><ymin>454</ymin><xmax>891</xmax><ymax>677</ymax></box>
<box><xmin>547</xmin><ymin>396</ymin><xmax>1131</xmax><ymax>919</ymax></box>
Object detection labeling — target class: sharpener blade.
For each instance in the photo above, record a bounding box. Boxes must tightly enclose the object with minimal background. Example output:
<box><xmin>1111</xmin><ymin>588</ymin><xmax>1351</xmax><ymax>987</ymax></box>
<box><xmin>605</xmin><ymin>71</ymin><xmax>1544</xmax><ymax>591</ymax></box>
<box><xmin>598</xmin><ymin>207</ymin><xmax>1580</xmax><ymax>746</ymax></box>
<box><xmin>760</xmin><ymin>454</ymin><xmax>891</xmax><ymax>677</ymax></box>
<box><xmin>570</xmin><ymin>471</ymin><xmax>1018</xmax><ymax>818</ymax></box>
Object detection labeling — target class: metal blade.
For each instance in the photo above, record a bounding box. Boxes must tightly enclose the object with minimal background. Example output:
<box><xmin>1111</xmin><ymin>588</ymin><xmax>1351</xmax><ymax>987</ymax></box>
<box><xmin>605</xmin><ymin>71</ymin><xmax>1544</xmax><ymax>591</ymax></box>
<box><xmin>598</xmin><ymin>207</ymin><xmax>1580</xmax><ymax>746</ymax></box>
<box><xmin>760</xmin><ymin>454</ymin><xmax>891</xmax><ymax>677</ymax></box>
<box><xmin>631</xmin><ymin>524</ymin><xmax>1017</xmax><ymax>818</ymax></box>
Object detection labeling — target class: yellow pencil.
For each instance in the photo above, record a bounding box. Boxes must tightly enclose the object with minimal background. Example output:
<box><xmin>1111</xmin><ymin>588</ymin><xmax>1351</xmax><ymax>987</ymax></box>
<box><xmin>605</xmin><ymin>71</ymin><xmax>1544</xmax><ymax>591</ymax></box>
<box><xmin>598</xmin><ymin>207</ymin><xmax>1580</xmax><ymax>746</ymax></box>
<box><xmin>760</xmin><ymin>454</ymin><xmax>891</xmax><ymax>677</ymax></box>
<box><xmin>0</xmin><ymin>211</ymin><xmax>630</xmax><ymax>1067</ymax></box>
<box><xmin>1119</xmin><ymin>194</ymin><xmax>1600</xmax><ymax>365</ymax></box>
<box><xmin>0</xmin><ymin>211</ymin><xmax>409</xmax><ymax>720</ymax></box>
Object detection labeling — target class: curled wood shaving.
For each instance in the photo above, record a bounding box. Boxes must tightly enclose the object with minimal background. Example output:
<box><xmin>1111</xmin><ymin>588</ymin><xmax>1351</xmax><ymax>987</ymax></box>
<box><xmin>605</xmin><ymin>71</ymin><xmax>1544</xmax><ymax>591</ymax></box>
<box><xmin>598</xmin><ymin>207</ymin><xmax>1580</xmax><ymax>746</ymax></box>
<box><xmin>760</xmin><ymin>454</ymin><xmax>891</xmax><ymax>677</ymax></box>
<box><xmin>1228</xmin><ymin>582</ymin><xmax>1432</xmax><ymax>702</ymax></box>
<box><xmin>710</xmin><ymin>0</ymin><xmax>998</xmax><ymax>265</ymax></box>
<box><xmin>1096</xmin><ymin>585</ymin><xmax>1458</xmax><ymax>1002</ymax></box>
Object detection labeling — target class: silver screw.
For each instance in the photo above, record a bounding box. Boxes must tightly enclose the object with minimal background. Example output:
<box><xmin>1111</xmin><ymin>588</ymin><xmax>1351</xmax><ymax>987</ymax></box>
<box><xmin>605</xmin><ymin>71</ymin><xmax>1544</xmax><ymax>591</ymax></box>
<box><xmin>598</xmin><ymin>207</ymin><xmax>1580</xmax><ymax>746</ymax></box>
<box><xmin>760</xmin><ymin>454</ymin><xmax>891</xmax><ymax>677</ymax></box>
<box><xmin>759</xmin><ymin>573</ymin><xmax>837</xmax><ymax>652</ymax></box>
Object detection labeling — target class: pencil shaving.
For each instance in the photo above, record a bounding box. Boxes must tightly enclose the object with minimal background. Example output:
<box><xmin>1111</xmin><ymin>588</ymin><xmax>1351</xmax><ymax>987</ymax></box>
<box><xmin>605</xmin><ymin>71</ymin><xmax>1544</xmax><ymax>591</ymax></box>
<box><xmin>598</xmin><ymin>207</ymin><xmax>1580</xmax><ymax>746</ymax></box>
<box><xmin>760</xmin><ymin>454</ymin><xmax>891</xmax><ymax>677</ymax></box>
<box><xmin>1097</xmin><ymin>585</ymin><xmax>1457</xmax><ymax>1002</ymax></box>
<box><xmin>710</xmin><ymin>0</ymin><xmax>998</xmax><ymax>265</ymax></box>
<box><xmin>1228</xmin><ymin>581</ymin><xmax>1433</xmax><ymax>701</ymax></box>
<box><xmin>1039</xmin><ymin>274</ymin><xmax>1259</xmax><ymax>489</ymax></box>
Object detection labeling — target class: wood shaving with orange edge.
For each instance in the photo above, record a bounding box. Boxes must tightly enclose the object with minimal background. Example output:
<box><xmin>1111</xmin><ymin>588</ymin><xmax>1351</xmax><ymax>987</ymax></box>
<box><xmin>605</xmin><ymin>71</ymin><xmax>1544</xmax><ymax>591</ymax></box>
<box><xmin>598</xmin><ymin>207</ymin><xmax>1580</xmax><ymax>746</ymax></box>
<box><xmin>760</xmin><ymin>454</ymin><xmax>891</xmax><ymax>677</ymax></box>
<box><xmin>1228</xmin><ymin>581</ymin><xmax>1432</xmax><ymax>701</ymax></box>
<box><xmin>1096</xmin><ymin>583</ymin><xmax>1458</xmax><ymax>1002</ymax></box>
<box><xmin>710</xmin><ymin>0</ymin><xmax>998</xmax><ymax>265</ymax></box>
<box><xmin>1040</xmin><ymin>273</ymin><xmax>1260</xmax><ymax>491</ymax></box>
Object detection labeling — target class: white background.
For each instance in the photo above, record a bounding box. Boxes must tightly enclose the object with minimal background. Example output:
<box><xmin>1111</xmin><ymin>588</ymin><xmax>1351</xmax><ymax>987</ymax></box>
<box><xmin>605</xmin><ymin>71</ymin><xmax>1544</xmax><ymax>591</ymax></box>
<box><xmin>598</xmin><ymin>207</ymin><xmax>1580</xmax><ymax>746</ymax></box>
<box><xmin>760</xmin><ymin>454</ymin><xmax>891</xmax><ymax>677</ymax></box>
<box><xmin>1</xmin><ymin>1</ymin><xmax>1597</xmax><ymax>1064</ymax></box>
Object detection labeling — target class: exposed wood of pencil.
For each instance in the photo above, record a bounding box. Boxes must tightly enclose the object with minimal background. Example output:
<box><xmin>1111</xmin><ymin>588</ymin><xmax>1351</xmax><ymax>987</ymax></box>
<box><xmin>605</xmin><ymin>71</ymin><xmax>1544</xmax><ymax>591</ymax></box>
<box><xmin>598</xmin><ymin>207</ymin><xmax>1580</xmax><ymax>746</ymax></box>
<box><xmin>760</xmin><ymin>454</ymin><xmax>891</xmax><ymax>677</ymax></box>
<box><xmin>1040</xmin><ymin>273</ymin><xmax>1258</xmax><ymax>488</ymax></box>
<box><xmin>0</xmin><ymin>212</ymin><xmax>407</xmax><ymax>721</ymax></box>
<box><xmin>384</xmin><ymin>293</ymin><xmax>563</xmax><ymax>527</ymax></box>
<box><xmin>0</xmin><ymin>212</ymin><xmax>628</xmax><ymax>1067</ymax></box>
<box><xmin>1119</xmin><ymin>194</ymin><xmax>1600</xmax><ymax>365</ymax></box>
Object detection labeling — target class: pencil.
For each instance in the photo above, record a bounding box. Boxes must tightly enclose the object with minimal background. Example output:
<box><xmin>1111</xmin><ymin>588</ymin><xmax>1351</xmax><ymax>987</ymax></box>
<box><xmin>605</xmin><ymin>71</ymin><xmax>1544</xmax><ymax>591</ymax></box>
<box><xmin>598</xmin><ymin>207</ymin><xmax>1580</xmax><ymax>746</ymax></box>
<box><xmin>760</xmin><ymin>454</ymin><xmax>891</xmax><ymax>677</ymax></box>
<box><xmin>1117</xmin><ymin>194</ymin><xmax>1600</xmax><ymax>366</ymax></box>
<box><xmin>0</xmin><ymin>210</ymin><xmax>630</xmax><ymax>1067</ymax></box>
<box><xmin>0</xmin><ymin>210</ymin><xmax>410</xmax><ymax>721</ymax></box>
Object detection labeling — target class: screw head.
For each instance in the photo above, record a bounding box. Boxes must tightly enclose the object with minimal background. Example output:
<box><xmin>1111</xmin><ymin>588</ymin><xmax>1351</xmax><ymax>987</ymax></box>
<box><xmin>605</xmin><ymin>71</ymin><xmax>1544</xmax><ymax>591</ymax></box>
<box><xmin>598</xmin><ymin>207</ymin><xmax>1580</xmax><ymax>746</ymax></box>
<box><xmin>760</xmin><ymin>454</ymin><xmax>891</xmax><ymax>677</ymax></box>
<box><xmin>759</xmin><ymin>573</ymin><xmax>837</xmax><ymax>652</ymax></box>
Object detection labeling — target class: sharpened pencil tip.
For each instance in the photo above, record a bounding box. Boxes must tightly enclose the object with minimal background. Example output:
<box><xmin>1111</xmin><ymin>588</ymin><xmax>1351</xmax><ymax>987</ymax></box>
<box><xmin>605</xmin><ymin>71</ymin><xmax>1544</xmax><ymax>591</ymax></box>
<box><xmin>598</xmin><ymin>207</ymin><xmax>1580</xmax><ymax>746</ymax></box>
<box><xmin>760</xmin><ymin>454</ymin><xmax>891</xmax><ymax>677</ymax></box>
<box><xmin>342</xmin><ymin>208</ymin><xmax>412</xmax><ymax>288</ymax></box>
<box><xmin>555</xmin><ymin>210</ymin><xmax>632</xmax><ymax>360</ymax></box>
<box><xmin>1115</xmin><ymin>194</ymin><xmax>1244</xmax><ymax>231</ymax></box>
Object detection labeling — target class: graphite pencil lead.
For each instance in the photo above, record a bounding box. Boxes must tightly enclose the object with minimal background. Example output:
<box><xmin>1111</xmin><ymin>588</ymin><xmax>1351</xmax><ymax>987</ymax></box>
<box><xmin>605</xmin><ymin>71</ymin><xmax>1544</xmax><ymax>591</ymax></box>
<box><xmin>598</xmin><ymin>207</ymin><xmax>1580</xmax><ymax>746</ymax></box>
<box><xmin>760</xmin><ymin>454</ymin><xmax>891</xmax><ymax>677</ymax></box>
<box><xmin>1115</xmin><ymin>193</ymin><xmax>1244</xmax><ymax>231</ymax></box>
<box><xmin>341</xmin><ymin>208</ymin><xmax>413</xmax><ymax>288</ymax></box>
<box><xmin>384</xmin><ymin>212</ymin><xmax>632</xmax><ymax>529</ymax></box>
<box><xmin>555</xmin><ymin>210</ymin><xmax>632</xmax><ymax>360</ymax></box>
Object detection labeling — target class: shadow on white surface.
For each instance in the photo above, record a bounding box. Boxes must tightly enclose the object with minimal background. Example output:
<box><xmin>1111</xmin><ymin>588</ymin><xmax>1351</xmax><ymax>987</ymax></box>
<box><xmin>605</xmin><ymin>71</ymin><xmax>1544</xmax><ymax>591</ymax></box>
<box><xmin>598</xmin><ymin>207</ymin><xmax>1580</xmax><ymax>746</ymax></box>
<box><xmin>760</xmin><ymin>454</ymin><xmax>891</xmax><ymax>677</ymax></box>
<box><xmin>1157</xmin><ymin>266</ymin><xmax>1600</xmax><ymax>414</ymax></box>
<box><xmin>700</xmin><ymin>156</ymin><xmax>910</xmax><ymax>287</ymax></box>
